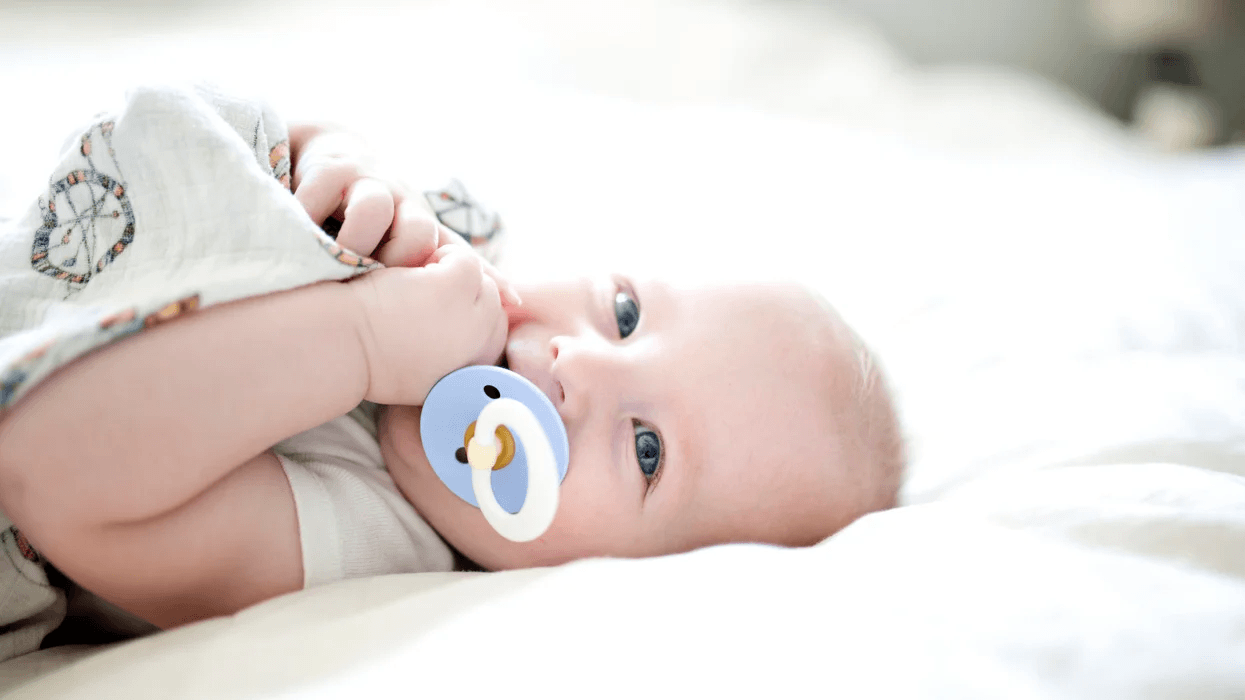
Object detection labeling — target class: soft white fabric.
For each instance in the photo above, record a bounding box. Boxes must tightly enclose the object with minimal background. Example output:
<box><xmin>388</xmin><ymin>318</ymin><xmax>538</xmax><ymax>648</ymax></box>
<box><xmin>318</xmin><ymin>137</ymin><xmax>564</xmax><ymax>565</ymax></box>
<box><xmin>5</xmin><ymin>460</ymin><xmax>1244</xmax><ymax>699</ymax></box>
<box><xmin>274</xmin><ymin>404</ymin><xmax>454</xmax><ymax>589</ymax></box>
<box><xmin>0</xmin><ymin>512</ymin><xmax>65</xmax><ymax>662</ymax></box>
<box><xmin>0</xmin><ymin>83</ymin><xmax>374</xmax><ymax>411</ymax></box>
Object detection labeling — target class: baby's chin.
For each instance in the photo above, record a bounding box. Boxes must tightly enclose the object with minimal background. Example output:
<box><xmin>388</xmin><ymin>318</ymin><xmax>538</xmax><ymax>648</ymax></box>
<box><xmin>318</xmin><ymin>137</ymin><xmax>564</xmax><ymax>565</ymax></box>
<box><xmin>376</xmin><ymin>405</ymin><xmax>441</xmax><ymax>518</ymax></box>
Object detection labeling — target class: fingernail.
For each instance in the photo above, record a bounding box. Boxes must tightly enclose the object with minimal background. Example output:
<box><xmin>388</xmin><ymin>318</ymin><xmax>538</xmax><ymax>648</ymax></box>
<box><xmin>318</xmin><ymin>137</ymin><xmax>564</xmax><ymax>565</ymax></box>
<box><xmin>505</xmin><ymin>283</ymin><xmax>522</xmax><ymax>306</ymax></box>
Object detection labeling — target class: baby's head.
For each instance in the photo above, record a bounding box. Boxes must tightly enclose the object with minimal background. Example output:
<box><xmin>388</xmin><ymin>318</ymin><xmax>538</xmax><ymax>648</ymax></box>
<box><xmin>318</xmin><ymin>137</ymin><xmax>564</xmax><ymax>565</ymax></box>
<box><xmin>379</xmin><ymin>274</ymin><xmax>904</xmax><ymax>569</ymax></box>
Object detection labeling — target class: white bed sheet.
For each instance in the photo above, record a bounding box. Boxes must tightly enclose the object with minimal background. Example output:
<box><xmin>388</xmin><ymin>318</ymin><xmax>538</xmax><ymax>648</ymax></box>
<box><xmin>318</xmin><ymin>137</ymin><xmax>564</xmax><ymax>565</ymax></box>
<box><xmin>7</xmin><ymin>461</ymin><xmax>1245</xmax><ymax>698</ymax></box>
<box><xmin>1</xmin><ymin>0</ymin><xmax>1244</xmax><ymax>697</ymax></box>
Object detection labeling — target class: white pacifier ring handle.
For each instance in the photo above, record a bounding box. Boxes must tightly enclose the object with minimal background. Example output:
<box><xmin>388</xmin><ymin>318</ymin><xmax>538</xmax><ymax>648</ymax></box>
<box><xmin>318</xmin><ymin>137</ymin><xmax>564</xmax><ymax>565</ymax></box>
<box><xmin>466</xmin><ymin>398</ymin><xmax>560</xmax><ymax>542</ymax></box>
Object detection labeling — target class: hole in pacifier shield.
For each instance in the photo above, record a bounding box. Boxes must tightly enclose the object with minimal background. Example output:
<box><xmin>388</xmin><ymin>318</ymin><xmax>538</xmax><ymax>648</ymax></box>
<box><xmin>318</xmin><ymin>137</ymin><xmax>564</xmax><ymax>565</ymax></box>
<box><xmin>421</xmin><ymin>366</ymin><xmax>570</xmax><ymax>514</ymax></box>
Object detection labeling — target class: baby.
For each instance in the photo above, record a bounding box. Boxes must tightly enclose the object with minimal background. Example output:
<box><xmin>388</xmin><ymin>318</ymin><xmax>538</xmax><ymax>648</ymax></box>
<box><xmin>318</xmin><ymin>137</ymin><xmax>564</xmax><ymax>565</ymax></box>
<box><xmin>0</xmin><ymin>117</ymin><xmax>903</xmax><ymax>638</ymax></box>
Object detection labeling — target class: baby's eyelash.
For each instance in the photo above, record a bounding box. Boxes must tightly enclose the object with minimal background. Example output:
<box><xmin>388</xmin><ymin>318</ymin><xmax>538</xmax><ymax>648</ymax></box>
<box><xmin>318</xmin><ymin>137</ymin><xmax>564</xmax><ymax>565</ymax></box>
<box><xmin>633</xmin><ymin>420</ymin><xmax>664</xmax><ymax>494</ymax></box>
<box><xmin>614</xmin><ymin>283</ymin><xmax>640</xmax><ymax>339</ymax></box>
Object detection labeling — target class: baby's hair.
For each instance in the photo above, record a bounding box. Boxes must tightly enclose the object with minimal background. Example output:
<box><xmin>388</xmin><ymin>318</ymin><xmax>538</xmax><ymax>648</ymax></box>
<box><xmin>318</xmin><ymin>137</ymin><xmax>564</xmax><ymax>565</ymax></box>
<box><xmin>784</xmin><ymin>286</ymin><xmax>907</xmax><ymax>543</ymax></box>
<box><xmin>847</xmin><ymin>330</ymin><xmax>905</xmax><ymax>512</ymax></box>
<box><xmin>806</xmin><ymin>294</ymin><xmax>906</xmax><ymax>539</ymax></box>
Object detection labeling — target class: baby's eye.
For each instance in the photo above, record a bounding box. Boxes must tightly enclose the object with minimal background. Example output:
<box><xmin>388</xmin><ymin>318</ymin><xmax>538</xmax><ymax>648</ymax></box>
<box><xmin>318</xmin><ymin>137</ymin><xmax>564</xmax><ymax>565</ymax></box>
<box><xmin>614</xmin><ymin>290</ymin><xmax>639</xmax><ymax>339</ymax></box>
<box><xmin>633</xmin><ymin>421</ymin><xmax>662</xmax><ymax>482</ymax></box>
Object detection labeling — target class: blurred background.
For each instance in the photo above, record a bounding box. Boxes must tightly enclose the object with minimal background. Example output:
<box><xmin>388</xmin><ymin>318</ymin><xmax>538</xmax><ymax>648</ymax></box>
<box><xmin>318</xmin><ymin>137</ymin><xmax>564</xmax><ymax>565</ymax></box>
<box><xmin>0</xmin><ymin>0</ymin><xmax>1240</xmax><ymax>150</ymax></box>
<box><xmin>0</xmin><ymin>0</ymin><xmax>1242</xmax><ymax>539</ymax></box>
<box><xmin>0</xmin><ymin>0</ymin><xmax>1241</xmax><ymax>152</ymax></box>
<box><xmin>834</xmin><ymin>0</ymin><xmax>1245</xmax><ymax>149</ymax></box>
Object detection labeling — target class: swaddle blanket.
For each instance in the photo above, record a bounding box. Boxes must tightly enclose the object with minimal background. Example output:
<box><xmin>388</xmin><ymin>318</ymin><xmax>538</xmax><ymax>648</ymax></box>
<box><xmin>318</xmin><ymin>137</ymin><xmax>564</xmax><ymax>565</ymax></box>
<box><xmin>0</xmin><ymin>83</ymin><xmax>501</xmax><ymax>412</ymax></box>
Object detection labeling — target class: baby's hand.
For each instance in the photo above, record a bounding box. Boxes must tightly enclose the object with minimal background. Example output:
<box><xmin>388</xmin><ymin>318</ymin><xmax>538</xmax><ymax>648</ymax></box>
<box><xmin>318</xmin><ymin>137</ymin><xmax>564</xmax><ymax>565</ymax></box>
<box><xmin>290</xmin><ymin>126</ymin><xmax>442</xmax><ymax>268</ymax></box>
<box><xmin>349</xmin><ymin>244</ymin><xmax>509</xmax><ymax>406</ymax></box>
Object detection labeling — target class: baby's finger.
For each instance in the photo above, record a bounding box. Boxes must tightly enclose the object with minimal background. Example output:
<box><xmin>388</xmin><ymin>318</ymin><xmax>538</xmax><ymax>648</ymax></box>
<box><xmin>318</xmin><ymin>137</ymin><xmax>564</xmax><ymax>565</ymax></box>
<box><xmin>372</xmin><ymin>199</ymin><xmax>440</xmax><ymax>268</ymax></box>
<box><xmin>429</xmin><ymin>244</ymin><xmax>484</xmax><ymax>289</ymax></box>
<box><xmin>480</xmin><ymin>259</ymin><xmax>521</xmax><ymax>308</ymax></box>
<box><xmin>426</xmin><ymin>242</ymin><xmax>459</xmax><ymax>266</ymax></box>
<box><xmin>293</xmin><ymin>160</ymin><xmax>362</xmax><ymax>226</ymax></box>
<box><xmin>472</xmin><ymin>274</ymin><xmax>509</xmax><ymax>365</ymax></box>
<box><xmin>336</xmin><ymin>177</ymin><xmax>394</xmax><ymax>258</ymax></box>
<box><xmin>428</xmin><ymin>242</ymin><xmax>519</xmax><ymax>307</ymax></box>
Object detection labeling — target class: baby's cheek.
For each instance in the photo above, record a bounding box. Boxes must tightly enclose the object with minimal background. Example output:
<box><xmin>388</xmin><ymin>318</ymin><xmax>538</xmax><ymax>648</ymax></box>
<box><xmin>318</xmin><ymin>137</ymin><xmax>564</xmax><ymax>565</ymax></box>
<box><xmin>549</xmin><ymin>478</ymin><xmax>640</xmax><ymax>559</ymax></box>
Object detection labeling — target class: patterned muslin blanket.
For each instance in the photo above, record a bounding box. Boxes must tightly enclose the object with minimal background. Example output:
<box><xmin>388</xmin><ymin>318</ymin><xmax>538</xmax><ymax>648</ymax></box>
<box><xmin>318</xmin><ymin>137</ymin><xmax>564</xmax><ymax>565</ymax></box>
<box><xmin>0</xmin><ymin>83</ymin><xmax>502</xmax><ymax>412</ymax></box>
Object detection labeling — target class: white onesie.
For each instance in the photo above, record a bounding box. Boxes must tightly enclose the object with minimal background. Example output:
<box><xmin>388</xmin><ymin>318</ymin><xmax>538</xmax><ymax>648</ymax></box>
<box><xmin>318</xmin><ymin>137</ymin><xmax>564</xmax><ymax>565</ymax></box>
<box><xmin>274</xmin><ymin>404</ymin><xmax>454</xmax><ymax>588</ymax></box>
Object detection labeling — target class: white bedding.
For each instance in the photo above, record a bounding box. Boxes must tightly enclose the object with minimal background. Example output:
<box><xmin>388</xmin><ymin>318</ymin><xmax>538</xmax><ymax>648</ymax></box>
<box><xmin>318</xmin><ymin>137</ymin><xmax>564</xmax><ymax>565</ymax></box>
<box><xmin>1</xmin><ymin>0</ymin><xmax>1243</xmax><ymax>697</ymax></box>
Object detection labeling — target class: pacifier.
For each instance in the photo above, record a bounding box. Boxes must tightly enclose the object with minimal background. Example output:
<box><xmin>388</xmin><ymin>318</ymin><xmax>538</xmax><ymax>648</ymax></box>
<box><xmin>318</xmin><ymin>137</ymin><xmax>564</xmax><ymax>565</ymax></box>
<box><xmin>420</xmin><ymin>365</ymin><xmax>570</xmax><ymax>542</ymax></box>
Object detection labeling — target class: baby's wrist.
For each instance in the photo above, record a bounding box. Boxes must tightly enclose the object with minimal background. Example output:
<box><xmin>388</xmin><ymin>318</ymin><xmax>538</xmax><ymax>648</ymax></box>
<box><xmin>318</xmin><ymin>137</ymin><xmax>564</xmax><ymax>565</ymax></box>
<box><xmin>343</xmin><ymin>274</ymin><xmax>383</xmax><ymax>403</ymax></box>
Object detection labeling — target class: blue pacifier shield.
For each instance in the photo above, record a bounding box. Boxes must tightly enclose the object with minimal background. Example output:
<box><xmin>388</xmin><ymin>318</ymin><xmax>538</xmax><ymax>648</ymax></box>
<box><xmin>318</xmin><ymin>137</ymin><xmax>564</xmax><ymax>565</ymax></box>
<box><xmin>421</xmin><ymin>366</ymin><xmax>570</xmax><ymax>514</ymax></box>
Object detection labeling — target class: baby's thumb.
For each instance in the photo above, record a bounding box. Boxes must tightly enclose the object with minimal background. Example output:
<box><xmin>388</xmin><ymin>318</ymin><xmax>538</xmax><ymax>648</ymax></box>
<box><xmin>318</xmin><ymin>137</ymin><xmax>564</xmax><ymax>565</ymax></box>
<box><xmin>481</xmin><ymin>261</ymin><xmax>521</xmax><ymax>308</ymax></box>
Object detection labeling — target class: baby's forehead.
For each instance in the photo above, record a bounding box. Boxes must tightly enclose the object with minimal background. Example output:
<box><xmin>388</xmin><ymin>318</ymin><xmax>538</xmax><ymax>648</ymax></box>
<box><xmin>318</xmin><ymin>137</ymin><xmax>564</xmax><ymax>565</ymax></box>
<box><xmin>667</xmin><ymin>310</ymin><xmax>859</xmax><ymax>546</ymax></box>
<box><xmin>641</xmin><ymin>277</ymin><xmax>874</xmax><ymax>544</ymax></box>
<box><xmin>670</xmin><ymin>279</ymin><xmax>842</xmax><ymax>345</ymax></box>
<box><xmin>665</xmin><ymin>280</ymin><xmax>849</xmax><ymax>396</ymax></box>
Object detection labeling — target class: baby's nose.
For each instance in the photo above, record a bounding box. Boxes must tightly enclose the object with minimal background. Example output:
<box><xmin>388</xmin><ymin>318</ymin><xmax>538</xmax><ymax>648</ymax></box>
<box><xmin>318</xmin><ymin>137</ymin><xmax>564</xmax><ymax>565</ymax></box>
<box><xmin>550</xmin><ymin>335</ymin><xmax>622</xmax><ymax>421</ymax></box>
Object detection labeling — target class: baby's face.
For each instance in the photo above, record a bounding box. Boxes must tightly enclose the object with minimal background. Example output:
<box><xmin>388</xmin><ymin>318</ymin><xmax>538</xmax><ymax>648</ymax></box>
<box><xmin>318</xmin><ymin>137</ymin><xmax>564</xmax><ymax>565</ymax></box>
<box><xmin>379</xmin><ymin>274</ymin><xmax>876</xmax><ymax>570</ymax></box>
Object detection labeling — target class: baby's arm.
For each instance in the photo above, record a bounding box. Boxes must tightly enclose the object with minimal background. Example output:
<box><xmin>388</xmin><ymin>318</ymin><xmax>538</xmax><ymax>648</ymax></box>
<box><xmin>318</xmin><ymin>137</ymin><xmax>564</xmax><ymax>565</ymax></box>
<box><xmin>0</xmin><ymin>249</ymin><xmax>506</xmax><ymax>627</ymax></box>
<box><xmin>0</xmin><ymin>283</ymin><xmax>365</xmax><ymax>627</ymax></box>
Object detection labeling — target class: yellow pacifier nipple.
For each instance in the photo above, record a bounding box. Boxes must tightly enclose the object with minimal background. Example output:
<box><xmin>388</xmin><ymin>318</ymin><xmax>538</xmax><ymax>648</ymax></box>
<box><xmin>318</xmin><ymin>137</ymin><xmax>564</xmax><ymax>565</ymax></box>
<box><xmin>464</xmin><ymin>421</ymin><xmax>516</xmax><ymax>471</ymax></box>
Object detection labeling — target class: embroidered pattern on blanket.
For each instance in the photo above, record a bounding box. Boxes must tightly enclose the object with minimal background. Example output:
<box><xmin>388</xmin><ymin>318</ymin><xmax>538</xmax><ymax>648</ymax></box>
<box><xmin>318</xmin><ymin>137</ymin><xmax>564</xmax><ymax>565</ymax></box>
<box><xmin>8</xmin><ymin>527</ymin><xmax>40</xmax><ymax>564</ymax></box>
<box><xmin>319</xmin><ymin>238</ymin><xmax>377</xmax><ymax>269</ymax></box>
<box><xmin>269</xmin><ymin>139</ymin><xmax>291</xmax><ymax>191</ymax></box>
<box><xmin>425</xmin><ymin>179</ymin><xmax>504</xmax><ymax>259</ymax></box>
<box><xmin>0</xmin><ymin>336</ymin><xmax>56</xmax><ymax>409</ymax></box>
<box><xmin>97</xmin><ymin>295</ymin><xmax>202</xmax><ymax>332</ymax></box>
<box><xmin>30</xmin><ymin>121</ymin><xmax>134</xmax><ymax>293</ymax></box>
<box><xmin>1</xmin><ymin>526</ymin><xmax>49</xmax><ymax>586</ymax></box>
<box><xmin>1</xmin><ymin>85</ymin><xmax>503</xmax><ymax>421</ymax></box>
